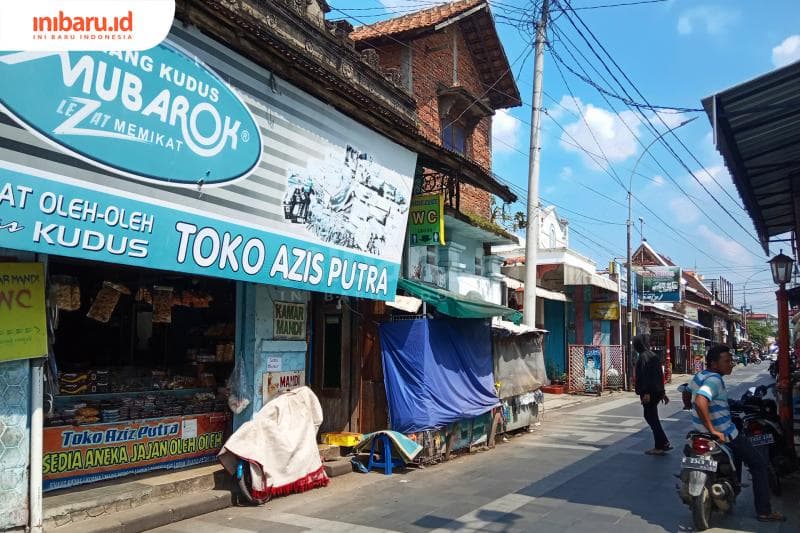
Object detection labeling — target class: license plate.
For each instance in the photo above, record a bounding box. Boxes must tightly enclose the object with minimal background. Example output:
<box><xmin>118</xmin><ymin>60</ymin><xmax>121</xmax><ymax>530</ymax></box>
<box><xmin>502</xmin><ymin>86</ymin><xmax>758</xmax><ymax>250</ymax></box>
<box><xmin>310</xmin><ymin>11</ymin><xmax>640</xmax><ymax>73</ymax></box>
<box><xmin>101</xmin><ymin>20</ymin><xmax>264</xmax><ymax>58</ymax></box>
<box><xmin>682</xmin><ymin>456</ymin><xmax>718</xmax><ymax>471</ymax></box>
<box><xmin>749</xmin><ymin>434</ymin><xmax>775</xmax><ymax>446</ymax></box>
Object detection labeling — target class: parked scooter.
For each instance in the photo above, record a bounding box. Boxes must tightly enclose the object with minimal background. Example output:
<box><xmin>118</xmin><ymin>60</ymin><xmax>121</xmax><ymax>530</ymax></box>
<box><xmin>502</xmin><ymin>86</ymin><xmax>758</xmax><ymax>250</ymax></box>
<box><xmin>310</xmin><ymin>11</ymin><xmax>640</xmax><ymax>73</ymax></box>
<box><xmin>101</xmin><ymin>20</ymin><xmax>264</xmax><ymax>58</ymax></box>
<box><xmin>677</xmin><ymin>430</ymin><xmax>739</xmax><ymax>530</ymax></box>
<box><xmin>733</xmin><ymin>383</ymin><xmax>796</xmax><ymax>494</ymax></box>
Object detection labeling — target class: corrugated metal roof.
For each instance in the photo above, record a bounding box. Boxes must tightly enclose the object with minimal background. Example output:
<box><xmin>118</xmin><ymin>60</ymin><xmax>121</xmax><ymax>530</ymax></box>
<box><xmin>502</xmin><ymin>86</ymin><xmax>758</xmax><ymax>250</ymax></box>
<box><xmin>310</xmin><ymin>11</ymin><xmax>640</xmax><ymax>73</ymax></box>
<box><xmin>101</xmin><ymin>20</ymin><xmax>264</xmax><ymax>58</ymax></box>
<box><xmin>702</xmin><ymin>61</ymin><xmax>800</xmax><ymax>253</ymax></box>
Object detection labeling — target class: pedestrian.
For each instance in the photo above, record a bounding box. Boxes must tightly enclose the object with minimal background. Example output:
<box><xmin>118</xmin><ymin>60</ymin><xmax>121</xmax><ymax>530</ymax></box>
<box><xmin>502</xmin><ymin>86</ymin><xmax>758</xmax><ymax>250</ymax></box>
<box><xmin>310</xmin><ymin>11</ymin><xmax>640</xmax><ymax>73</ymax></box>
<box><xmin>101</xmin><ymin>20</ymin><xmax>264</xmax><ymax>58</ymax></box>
<box><xmin>688</xmin><ymin>345</ymin><xmax>786</xmax><ymax>522</ymax></box>
<box><xmin>634</xmin><ymin>334</ymin><xmax>671</xmax><ymax>455</ymax></box>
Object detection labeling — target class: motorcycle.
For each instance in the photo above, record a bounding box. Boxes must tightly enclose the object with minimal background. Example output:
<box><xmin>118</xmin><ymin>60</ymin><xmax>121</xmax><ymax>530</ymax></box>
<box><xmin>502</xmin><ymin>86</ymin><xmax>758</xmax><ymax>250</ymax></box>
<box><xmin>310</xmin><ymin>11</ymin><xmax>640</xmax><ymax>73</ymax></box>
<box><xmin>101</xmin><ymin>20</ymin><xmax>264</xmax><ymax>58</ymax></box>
<box><xmin>678</xmin><ymin>431</ymin><xmax>739</xmax><ymax>530</ymax></box>
<box><xmin>733</xmin><ymin>384</ymin><xmax>796</xmax><ymax>494</ymax></box>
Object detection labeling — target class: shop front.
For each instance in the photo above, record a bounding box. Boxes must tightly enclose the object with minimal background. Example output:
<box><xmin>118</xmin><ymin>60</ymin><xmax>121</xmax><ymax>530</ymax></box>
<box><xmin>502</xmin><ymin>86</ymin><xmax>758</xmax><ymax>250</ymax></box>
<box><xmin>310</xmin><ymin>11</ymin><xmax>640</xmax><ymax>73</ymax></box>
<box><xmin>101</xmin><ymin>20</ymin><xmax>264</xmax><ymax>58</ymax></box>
<box><xmin>0</xmin><ymin>22</ymin><xmax>416</xmax><ymax>528</ymax></box>
<box><xmin>43</xmin><ymin>259</ymin><xmax>235</xmax><ymax>491</ymax></box>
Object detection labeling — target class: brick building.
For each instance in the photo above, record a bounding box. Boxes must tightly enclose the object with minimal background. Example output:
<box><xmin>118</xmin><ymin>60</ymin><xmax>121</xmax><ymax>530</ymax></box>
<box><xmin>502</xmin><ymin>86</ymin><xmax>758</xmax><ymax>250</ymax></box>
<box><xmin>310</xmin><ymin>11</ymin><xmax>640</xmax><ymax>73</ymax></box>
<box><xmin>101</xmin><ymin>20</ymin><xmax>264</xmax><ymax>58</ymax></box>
<box><xmin>350</xmin><ymin>0</ymin><xmax>521</xmax><ymax>221</ymax></box>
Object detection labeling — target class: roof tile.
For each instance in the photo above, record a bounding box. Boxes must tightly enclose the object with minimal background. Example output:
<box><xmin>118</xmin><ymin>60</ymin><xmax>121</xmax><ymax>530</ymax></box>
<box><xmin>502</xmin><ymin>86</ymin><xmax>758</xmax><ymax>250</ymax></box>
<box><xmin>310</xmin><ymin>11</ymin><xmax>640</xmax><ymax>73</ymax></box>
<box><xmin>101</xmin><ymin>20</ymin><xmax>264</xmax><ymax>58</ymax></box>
<box><xmin>350</xmin><ymin>0</ymin><xmax>484</xmax><ymax>41</ymax></box>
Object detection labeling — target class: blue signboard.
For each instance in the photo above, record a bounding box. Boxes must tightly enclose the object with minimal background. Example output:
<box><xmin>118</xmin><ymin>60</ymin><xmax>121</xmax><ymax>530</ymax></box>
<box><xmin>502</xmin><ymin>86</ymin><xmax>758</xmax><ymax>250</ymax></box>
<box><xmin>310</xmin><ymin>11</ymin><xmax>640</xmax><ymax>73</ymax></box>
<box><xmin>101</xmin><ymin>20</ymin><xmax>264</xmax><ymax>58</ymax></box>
<box><xmin>0</xmin><ymin>163</ymin><xmax>398</xmax><ymax>299</ymax></box>
<box><xmin>0</xmin><ymin>28</ymin><xmax>418</xmax><ymax>301</ymax></box>
<box><xmin>0</xmin><ymin>46</ymin><xmax>262</xmax><ymax>186</ymax></box>
<box><xmin>637</xmin><ymin>266</ymin><xmax>681</xmax><ymax>303</ymax></box>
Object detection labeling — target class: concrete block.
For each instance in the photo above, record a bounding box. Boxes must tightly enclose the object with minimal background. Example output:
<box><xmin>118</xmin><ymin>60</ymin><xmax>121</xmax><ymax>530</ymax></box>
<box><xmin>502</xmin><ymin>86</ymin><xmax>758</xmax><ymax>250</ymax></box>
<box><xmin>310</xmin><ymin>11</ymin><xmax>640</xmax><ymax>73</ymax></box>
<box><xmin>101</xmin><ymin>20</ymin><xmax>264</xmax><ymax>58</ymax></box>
<box><xmin>318</xmin><ymin>444</ymin><xmax>341</xmax><ymax>461</ymax></box>
<box><xmin>323</xmin><ymin>459</ymin><xmax>353</xmax><ymax>478</ymax></box>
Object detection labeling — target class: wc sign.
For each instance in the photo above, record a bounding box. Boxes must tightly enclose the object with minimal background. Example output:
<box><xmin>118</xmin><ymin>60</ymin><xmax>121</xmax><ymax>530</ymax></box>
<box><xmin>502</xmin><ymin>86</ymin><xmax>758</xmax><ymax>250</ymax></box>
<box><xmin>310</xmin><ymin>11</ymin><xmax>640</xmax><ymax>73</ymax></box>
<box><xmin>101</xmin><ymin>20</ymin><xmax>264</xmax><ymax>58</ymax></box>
<box><xmin>0</xmin><ymin>262</ymin><xmax>47</xmax><ymax>362</ymax></box>
<box><xmin>409</xmin><ymin>193</ymin><xmax>445</xmax><ymax>246</ymax></box>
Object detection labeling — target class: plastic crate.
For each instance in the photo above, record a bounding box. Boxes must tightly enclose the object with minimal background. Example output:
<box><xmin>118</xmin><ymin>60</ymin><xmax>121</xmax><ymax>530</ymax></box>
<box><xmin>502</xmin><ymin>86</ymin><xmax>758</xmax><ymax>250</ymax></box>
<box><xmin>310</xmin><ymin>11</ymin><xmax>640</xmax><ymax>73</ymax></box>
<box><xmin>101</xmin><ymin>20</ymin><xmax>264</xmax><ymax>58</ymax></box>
<box><xmin>322</xmin><ymin>432</ymin><xmax>362</xmax><ymax>447</ymax></box>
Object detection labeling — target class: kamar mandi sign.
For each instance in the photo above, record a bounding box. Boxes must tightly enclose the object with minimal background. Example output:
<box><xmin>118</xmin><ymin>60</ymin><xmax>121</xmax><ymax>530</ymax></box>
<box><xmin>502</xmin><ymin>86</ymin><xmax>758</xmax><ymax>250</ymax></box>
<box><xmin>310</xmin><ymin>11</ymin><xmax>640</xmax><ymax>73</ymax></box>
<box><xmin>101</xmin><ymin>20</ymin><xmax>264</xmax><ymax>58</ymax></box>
<box><xmin>273</xmin><ymin>301</ymin><xmax>306</xmax><ymax>340</ymax></box>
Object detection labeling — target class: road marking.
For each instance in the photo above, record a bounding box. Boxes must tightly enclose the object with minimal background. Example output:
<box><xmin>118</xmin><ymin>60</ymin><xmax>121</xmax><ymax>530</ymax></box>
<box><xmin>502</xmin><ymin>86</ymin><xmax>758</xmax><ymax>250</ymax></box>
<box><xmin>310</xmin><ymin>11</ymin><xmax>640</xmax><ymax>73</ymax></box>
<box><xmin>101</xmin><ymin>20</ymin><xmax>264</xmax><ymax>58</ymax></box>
<box><xmin>569</xmin><ymin>397</ymin><xmax>640</xmax><ymax>415</ymax></box>
<box><xmin>267</xmin><ymin>512</ymin><xmax>400</xmax><ymax>532</ymax></box>
<box><xmin>579</xmin><ymin>431</ymin><xmax>613</xmax><ymax>442</ymax></box>
<box><xmin>586</xmin><ymin>413</ymin><xmax>681</xmax><ymax>422</ymax></box>
<box><xmin>430</xmin><ymin>493</ymin><xmax>537</xmax><ymax>532</ymax></box>
<box><xmin>519</xmin><ymin>441</ymin><xmax>602</xmax><ymax>451</ymax></box>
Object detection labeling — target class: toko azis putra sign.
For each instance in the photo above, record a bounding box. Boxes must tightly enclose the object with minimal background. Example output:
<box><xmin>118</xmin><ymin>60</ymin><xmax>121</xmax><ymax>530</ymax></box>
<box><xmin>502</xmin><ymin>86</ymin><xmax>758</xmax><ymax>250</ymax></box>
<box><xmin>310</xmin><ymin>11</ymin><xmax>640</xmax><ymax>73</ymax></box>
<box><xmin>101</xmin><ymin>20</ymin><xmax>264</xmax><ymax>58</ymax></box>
<box><xmin>0</xmin><ymin>44</ymin><xmax>262</xmax><ymax>187</ymax></box>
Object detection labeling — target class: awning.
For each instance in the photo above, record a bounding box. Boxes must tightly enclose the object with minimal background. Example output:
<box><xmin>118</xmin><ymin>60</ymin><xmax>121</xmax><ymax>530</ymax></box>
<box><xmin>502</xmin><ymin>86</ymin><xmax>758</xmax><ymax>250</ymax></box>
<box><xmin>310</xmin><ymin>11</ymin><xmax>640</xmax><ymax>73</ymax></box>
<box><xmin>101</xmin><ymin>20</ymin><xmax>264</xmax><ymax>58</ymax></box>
<box><xmin>563</xmin><ymin>264</ymin><xmax>618</xmax><ymax>292</ymax></box>
<box><xmin>491</xmin><ymin>317</ymin><xmax>546</xmax><ymax>335</ymax></box>
<box><xmin>702</xmin><ymin>61</ymin><xmax>800</xmax><ymax>253</ymax></box>
<box><xmin>500</xmin><ymin>275</ymin><xmax>571</xmax><ymax>301</ymax></box>
<box><xmin>398</xmin><ymin>278</ymin><xmax>522</xmax><ymax>323</ymax></box>
<box><xmin>641</xmin><ymin>304</ymin><xmax>685</xmax><ymax>321</ymax></box>
<box><xmin>683</xmin><ymin>318</ymin><xmax>708</xmax><ymax>330</ymax></box>
<box><xmin>536</xmin><ymin>287</ymin><xmax>570</xmax><ymax>302</ymax></box>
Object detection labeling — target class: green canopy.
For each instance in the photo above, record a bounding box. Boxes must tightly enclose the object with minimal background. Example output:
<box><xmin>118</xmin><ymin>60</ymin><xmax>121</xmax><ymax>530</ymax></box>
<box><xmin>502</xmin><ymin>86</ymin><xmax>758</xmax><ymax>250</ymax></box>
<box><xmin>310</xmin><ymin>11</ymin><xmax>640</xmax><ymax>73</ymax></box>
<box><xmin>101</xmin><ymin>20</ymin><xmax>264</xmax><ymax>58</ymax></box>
<box><xmin>397</xmin><ymin>278</ymin><xmax>523</xmax><ymax>324</ymax></box>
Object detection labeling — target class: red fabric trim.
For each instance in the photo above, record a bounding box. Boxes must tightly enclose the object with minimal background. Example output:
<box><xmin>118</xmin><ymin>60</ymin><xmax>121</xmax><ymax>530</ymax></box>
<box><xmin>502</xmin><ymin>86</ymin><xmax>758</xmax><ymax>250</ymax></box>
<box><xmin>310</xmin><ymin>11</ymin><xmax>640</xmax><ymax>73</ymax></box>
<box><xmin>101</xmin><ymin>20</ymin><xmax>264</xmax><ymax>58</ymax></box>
<box><xmin>250</xmin><ymin>465</ymin><xmax>330</xmax><ymax>500</ymax></box>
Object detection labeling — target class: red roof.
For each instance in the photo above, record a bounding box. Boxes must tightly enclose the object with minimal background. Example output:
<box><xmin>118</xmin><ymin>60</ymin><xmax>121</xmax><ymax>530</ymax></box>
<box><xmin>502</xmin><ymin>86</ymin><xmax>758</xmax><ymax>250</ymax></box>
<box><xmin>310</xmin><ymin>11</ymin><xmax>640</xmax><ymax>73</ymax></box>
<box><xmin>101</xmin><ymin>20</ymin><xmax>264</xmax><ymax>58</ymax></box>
<box><xmin>349</xmin><ymin>0</ymin><xmax>483</xmax><ymax>41</ymax></box>
<box><xmin>348</xmin><ymin>0</ymin><xmax>520</xmax><ymax>109</ymax></box>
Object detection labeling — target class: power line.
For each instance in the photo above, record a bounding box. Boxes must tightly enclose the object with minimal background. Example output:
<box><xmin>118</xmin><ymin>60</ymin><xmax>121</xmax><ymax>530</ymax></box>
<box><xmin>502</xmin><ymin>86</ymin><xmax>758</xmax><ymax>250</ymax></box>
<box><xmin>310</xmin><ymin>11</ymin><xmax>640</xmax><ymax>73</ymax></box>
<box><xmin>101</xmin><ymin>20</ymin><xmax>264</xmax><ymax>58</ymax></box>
<box><xmin>547</xmin><ymin>18</ymin><xmax>763</xmax><ymax>260</ymax></box>
<box><xmin>555</xmin><ymin>0</ymin><xmax>763</xmax><ymax>251</ymax></box>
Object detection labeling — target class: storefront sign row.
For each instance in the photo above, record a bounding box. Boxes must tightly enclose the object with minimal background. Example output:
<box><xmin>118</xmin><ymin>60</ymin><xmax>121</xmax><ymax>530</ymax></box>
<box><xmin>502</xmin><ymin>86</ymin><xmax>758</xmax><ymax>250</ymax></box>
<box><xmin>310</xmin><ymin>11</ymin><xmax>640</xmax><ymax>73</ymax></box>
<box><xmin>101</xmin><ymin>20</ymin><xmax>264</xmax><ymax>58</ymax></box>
<box><xmin>42</xmin><ymin>413</ymin><xmax>228</xmax><ymax>491</ymax></box>
<box><xmin>0</xmin><ymin>28</ymin><xmax>418</xmax><ymax>301</ymax></box>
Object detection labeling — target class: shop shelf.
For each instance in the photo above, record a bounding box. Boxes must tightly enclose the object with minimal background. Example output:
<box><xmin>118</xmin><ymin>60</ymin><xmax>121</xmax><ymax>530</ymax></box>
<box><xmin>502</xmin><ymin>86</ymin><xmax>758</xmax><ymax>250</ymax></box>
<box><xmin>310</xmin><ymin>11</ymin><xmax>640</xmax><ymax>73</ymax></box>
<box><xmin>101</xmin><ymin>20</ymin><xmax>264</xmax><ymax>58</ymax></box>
<box><xmin>54</xmin><ymin>387</ymin><xmax>213</xmax><ymax>404</ymax></box>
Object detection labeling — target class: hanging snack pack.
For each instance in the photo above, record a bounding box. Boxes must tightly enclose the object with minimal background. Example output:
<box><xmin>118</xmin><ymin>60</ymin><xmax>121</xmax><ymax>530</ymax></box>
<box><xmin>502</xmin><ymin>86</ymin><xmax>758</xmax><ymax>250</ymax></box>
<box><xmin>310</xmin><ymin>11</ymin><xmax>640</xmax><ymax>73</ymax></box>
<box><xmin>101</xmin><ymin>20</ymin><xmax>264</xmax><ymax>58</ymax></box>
<box><xmin>86</xmin><ymin>282</ymin><xmax>129</xmax><ymax>323</ymax></box>
<box><xmin>152</xmin><ymin>286</ymin><xmax>174</xmax><ymax>323</ymax></box>
<box><xmin>52</xmin><ymin>275</ymin><xmax>81</xmax><ymax>311</ymax></box>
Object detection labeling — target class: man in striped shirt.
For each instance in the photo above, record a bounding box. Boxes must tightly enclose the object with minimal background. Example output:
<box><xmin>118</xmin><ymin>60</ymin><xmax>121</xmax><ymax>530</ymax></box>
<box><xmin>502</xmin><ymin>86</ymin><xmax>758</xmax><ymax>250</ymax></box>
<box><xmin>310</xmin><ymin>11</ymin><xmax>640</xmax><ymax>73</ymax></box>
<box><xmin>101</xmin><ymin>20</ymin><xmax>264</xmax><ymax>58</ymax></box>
<box><xmin>689</xmin><ymin>345</ymin><xmax>784</xmax><ymax>522</ymax></box>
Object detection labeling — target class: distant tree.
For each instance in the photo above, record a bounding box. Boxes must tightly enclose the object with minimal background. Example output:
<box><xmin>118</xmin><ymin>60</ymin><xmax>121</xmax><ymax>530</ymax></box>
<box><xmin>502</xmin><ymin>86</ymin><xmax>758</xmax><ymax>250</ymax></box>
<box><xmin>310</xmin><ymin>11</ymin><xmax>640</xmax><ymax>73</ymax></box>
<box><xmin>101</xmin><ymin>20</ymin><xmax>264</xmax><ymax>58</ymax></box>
<box><xmin>747</xmin><ymin>320</ymin><xmax>776</xmax><ymax>348</ymax></box>
<box><xmin>513</xmin><ymin>211</ymin><xmax>527</xmax><ymax>231</ymax></box>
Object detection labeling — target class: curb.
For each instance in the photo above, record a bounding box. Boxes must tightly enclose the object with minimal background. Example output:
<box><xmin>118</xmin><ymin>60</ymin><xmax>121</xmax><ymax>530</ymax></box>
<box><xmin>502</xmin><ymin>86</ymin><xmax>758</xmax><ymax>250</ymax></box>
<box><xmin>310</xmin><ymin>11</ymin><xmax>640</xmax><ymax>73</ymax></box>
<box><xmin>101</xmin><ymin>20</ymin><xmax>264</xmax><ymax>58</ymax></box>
<box><xmin>49</xmin><ymin>489</ymin><xmax>233</xmax><ymax>533</ymax></box>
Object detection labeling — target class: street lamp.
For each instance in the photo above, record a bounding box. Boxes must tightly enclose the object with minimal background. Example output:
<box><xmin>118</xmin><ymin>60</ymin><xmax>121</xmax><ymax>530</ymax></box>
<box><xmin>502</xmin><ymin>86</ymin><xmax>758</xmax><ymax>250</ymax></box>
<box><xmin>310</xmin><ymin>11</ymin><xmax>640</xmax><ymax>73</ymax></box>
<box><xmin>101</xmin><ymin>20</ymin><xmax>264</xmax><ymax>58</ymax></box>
<box><xmin>769</xmin><ymin>250</ymin><xmax>795</xmax><ymax>455</ymax></box>
<box><xmin>625</xmin><ymin>117</ymin><xmax>697</xmax><ymax>389</ymax></box>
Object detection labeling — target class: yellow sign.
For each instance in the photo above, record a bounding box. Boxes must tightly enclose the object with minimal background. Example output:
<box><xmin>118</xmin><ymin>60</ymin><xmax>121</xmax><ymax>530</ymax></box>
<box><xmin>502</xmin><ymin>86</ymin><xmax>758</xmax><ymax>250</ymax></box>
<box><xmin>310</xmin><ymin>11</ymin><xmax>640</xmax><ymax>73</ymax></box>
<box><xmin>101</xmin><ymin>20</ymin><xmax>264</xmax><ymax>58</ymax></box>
<box><xmin>589</xmin><ymin>302</ymin><xmax>620</xmax><ymax>320</ymax></box>
<box><xmin>0</xmin><ymin>262</ymin><xmax>47</xmax><ymax>361</ymax></box>
<box><xmin>409</xmin><ymin>193</ymin><xmax>445</xmax><ymax>246</ymax></box>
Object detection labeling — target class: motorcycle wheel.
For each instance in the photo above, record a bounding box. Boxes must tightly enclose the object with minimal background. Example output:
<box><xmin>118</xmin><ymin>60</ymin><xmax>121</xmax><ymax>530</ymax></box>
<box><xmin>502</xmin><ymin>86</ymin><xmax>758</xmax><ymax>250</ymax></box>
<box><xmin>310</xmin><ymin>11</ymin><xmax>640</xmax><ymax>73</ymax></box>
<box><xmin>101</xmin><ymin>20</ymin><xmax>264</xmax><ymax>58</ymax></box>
<box><xmin>236</xmin><ymin>461</ymin><xmax>271</xmax><ymax>505</ymax></box>
<box><xmin>768</xmin><ymin>466</ymin><xmax>782</xmax><ymax>496</ymax></box>
<box><xmin>691</xmin><ymin>488</ymin><xmax>712</xmax><ymax>531</ymax></box>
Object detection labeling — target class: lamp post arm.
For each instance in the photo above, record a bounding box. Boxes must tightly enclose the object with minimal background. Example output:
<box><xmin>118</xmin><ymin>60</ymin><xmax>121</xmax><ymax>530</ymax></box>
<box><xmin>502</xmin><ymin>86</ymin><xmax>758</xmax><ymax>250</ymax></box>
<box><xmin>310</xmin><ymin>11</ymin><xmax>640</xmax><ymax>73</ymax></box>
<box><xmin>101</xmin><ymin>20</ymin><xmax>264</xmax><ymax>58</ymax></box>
<box><xmin>624</xmin><ymin>116</ymin><xmax>696</xmax><ymax>390</ymax></box>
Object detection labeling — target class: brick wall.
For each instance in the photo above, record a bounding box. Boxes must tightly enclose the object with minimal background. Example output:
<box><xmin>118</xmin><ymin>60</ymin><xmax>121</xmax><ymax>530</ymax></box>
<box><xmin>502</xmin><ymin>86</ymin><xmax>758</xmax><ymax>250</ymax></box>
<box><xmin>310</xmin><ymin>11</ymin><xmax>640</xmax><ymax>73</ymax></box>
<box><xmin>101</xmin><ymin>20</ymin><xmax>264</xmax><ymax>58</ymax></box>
<box><xmin>369</xmin><ymin>26</ymin><xmax>494</xmax><ymax>219</ymax></box>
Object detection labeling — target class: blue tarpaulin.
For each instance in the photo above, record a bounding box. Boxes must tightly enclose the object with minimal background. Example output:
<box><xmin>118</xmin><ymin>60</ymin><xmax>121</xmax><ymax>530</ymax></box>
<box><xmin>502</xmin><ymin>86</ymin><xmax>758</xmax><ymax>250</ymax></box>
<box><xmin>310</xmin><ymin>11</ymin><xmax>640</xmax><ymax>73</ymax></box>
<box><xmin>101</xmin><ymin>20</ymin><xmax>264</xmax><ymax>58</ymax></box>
<box><xmin>379</xmin><ymin>318</ymin><xmax>499</xmax><ymax>433</ymax></box>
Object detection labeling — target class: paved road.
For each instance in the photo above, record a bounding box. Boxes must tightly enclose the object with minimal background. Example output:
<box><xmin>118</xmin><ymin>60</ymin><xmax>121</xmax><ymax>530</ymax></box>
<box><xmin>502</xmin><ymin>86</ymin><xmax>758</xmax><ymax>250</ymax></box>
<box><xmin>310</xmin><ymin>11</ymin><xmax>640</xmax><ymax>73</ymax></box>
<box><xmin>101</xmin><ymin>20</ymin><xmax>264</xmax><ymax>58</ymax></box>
<box><xmin>151</xmin><ymin>364</ymin><xmax>796</xmax><ymax>532</ymax></box>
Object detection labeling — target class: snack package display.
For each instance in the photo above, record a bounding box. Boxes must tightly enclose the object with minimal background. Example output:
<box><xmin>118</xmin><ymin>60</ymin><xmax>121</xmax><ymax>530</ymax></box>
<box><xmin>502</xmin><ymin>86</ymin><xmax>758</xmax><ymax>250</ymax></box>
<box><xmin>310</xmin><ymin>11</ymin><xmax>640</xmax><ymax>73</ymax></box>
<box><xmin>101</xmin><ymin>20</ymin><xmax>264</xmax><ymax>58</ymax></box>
<box><xmin>152</xmin><ymin>286</ymin><xmax>174</xmax><ymax>323</ymax></box>
<box><xmin>52</xmin><ymin>275</ymin><xmax>81</xmax><ymax>311</ymax></box>
<box><xmin>86</xmin><ymin>282</ymin><xmax>129</xmax><ymax>322</ymax></box>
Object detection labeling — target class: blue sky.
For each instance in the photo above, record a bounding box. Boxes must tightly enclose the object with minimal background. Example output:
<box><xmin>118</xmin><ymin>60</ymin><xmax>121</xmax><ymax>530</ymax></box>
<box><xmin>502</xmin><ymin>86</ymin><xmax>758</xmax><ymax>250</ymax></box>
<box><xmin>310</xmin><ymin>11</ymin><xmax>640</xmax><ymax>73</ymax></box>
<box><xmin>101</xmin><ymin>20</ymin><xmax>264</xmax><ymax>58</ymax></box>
<box><xmin>331</xmin><ymin>0</ymin><xmax>800</xmax><ymax>313</ymax></box>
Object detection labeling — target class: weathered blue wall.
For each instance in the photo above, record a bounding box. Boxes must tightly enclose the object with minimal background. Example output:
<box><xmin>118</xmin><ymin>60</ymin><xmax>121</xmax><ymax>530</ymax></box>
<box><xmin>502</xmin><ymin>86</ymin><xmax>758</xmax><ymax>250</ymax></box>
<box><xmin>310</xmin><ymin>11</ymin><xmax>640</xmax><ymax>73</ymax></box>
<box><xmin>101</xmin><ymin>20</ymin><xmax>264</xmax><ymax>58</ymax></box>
<box><xmin>233</xmin><ymin>284</ymin><xmax>309</xmax><ymax>430</ymax></box>
<box><xmin>543</xmin><ymin>299</ymin><xmax>566</xmax><ymax>374</ymax></box>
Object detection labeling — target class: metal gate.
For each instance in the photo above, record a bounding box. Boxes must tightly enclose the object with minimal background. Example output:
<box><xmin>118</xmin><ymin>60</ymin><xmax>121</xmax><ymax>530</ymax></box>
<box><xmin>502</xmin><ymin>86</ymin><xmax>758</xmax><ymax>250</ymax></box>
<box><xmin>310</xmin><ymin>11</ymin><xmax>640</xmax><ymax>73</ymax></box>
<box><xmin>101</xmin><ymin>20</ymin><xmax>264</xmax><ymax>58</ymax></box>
<box><xmin>568</xmin><ymin>345</ymin><xmax>625</xmax><ymax>395</ymax></box>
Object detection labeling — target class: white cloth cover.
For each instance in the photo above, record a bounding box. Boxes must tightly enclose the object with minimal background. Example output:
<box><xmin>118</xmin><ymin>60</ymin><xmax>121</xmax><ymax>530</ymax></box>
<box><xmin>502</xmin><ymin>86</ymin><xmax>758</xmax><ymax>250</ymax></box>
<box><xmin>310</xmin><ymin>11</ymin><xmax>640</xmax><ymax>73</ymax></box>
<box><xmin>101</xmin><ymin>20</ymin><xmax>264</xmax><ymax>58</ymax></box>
<box><xmin>218</xmin><ymin>386</ymin><xmax>328</xmax><ymax>497</ymax></box>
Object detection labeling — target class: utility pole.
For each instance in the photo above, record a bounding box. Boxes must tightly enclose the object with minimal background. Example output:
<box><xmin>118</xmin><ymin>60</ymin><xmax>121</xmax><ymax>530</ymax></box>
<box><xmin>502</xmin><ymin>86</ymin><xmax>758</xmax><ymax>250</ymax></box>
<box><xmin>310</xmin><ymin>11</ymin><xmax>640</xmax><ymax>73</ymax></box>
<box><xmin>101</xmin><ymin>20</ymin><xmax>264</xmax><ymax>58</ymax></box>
<box><xmin>523</xmin><ymin>0</ymin><xmax>549</xmax><ymax>329</ymax></box>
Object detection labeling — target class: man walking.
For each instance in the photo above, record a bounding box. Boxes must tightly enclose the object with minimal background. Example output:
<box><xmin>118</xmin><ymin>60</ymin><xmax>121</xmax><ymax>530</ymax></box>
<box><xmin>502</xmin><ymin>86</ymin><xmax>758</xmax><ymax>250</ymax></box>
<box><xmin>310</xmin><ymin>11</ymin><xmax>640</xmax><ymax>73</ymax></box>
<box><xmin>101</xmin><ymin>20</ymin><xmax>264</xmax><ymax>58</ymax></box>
<box><xmin>689</xmin><ymin>345</ymin><xmax>785</xmax><ymax>522</ymax></box>
<box><xmin>634</xmin><ymin>334</ymin><xmax>671</xmax><ymax>455</ymax></box>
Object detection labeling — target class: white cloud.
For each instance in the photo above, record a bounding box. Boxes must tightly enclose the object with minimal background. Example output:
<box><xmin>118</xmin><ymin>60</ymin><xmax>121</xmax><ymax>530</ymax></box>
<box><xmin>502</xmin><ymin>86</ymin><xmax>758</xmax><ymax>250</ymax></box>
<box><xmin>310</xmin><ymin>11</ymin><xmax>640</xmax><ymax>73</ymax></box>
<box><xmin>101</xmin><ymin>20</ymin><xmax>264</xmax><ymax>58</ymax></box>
<box><xmin>772</xmin><ymin>35</ymin><xmax>800</xmax><ymax>68</ymax></box>
<box><xmin>651</xmin><ymin>175</ymin><xmax>665</xmax><ymax>187</ymax></box>
<box><xmin>677</xmin><ymin>6</ymin><xmax>738</xmax><ymax>36</ymax></box>
<box><xmin>557</xmin><ymin>98</ymin><xmax>642</xmax><ymax>169</ymax></box>
<box><xmin>697</xmin><ymin>224</ymin><xmax>753</xmax><ymax>265</ymax></box>
<box><xmin>689</xmin><ymin>163</ymin><xmax>729</xmax><ymax>186</ymax></box>
<box><xmin>651</xmin><ymin>110</ymin><xmax>689</xmax><ymax>129</ymax></box>
<box><xmin>547</xmin><ymin>95</ymin><xmax>582</xmax><ymax>120</ymax></box>
<box><xmin>669</xmin><ymin>197</ymin><xmax>699</xmax><ymax>224</ymax></box>
<box><xmin>492</xmin><ymin>109</ymin><xmax>522</xmax><ymax>154</ymax></box>
<box><xmin>559</xmin><ymin>166</ymin><xmax>574</xmax><ymax>181</ymax></box>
